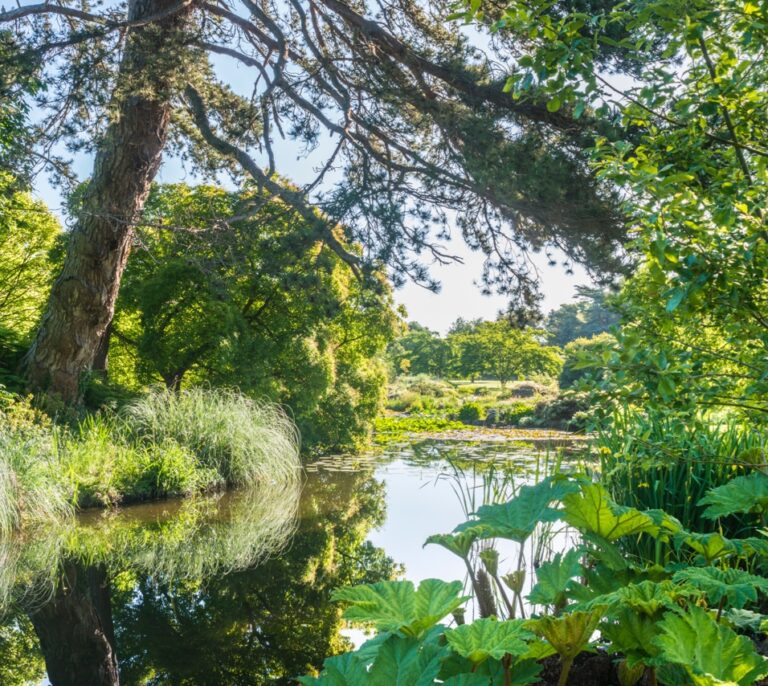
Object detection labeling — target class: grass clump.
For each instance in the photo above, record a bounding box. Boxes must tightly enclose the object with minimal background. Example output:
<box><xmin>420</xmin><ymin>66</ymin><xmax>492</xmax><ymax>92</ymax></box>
<box><xmin>123</xmin><ymin>387</ymin><xmax>300</xmax><ymax>488</ymax></box>
<box><xmin>0</xmin><ymin>387</ymin><xmax>301</xmax><ymax>530</ymax></box>
<box><xmin>0</xmin><ymin>396</ymin><xmax>72</xmax><ymax>535</ymax></box>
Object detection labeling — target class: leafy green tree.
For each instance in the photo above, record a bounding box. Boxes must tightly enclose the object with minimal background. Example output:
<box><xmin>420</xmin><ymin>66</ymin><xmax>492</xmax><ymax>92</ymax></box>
<box><xmin>2</xmin><ymin>0</ymin><xmax>628</xmax><ymax>403</ymax></box>
<box><xmin>457</xmin><ymin>0</ymin><xmax>768</xmax><ymax>422</ymax></box>
<box><xmin>110</xmin><ymin>183</ymin><xmax>398</xmax><ymax>453</ymax></box>
<box><xmin>546</xmin><ymin>287</ymin><xmax>619</xmax><ymax>347</ymax></box>
<box><xmin>0</xmin><ymin>174</ymin><xmax>61</xmax><ymax>339</ymax></box>
<box><xmin>446</xmin><ymin>318</ymin><xmax>485</xmax><ymax>380</ymax></box>
<box><xmin>472</xmin><ymin>321</ymin><xmax>563</xmax><ymax>388</ymax></box>
<box><xmin>389</xmin><ymin>323</ymin><xmax>451</xmax><ymax>378</ymax></box>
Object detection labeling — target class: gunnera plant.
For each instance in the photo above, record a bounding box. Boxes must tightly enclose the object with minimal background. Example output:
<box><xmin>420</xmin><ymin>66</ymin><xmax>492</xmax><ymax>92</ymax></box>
<box><xmin>122</xmin><ymin>387</ymin><xmax>301</xmax><ymax>488</ymax></box>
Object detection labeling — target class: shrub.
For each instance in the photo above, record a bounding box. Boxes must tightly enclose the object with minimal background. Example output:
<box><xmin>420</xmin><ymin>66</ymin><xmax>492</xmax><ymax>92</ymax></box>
<box><xmin>498</xmin><ymin>381</ymin><xmax>552</xmax><ymax>399</ymax></box>
<box><xmin>458</xmin><ymin>401</ymin><xmax>484</xmax><ymax>424</ymax></box>
<box><xmin>498</xmin><ymin>402</ymin><xmax>536</xmax><ymax>426</ymax></box>
<box><xmin>559</xmin><ymin>333</ymin><xmax>614</xmax><ymax>389</ymax></box>
<box><xmin>531</xmin><ymin>392</ymin><xmax>591</xmax><ymax>430</ymax></box>
<box><xmin>123</xmin><ymin>387</ymin><xmax>300</xmax><ymax>488</ymax></box>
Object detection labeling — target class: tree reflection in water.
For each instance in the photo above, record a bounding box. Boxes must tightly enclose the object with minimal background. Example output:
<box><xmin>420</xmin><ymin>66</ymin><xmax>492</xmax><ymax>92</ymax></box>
<box><xmin>0</xmin><ymin>466</ymin><xmax>399</xmax><ymax>685</ymax></box>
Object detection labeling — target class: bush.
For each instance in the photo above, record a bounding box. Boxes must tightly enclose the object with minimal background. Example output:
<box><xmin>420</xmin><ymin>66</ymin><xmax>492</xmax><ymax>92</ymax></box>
<box><xmin>498</xmin><ymin>381</ymin><xmax>552</xmax><ymax>399</ymax></box>
<box><xmin>498</xmin><ymin>402</ymin><xmax>536</xmax><ymax>426</ymax></box>
<box><xmin>531</xmin><ymin>392</ymin><xmax>591</xmax><ymax>430</ymax></box>
<box><xmin>458</xmin><ymin>402</ymin><xmax>484</xmax><ymax>424</ymax></box>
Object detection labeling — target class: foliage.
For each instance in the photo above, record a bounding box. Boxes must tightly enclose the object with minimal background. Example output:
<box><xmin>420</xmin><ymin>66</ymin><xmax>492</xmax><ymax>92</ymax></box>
<box><xmin>332</xmin><ymin>579</ymin><xmax>468</xmax><ymax>638</ymax></box>
<box><xmin>0</xmin><ymin>387</ymin><xmax>300</xmax><ymax>524</ymax></box>
<box><xmin>111</xmin><ymin>183</ymin><xmax>398</xmax><ymax>454</ymax></box>
<box><xmin>655</xmin><ymin>606</ymin><xmax>768</xmax><ymax>686</ymax></box>
<box><xmin>122</xmin><ymin>387</ymin><xmax>300</xmax><ymax>488</ymax></box>
<box><xmin>458</xmin><ymin>402</ymin><xmax>484</xmax><ymax>424</ymax></box>
<box><xmin>307</xmin><ymin>472</ymin><xmax>768</xmax><ymax>685</ymax></box>
<box><xmin>545</xmin><ymin>287</ymin><xmax>620</xmax><ymax>348</ymax></box>
<box><xmin>388</xmin><ymin>324</ymin><xmax>451</xmax><ymax>378</ymax></box>
<box><xmin>558</xmin><ymin>333</ymin><xmax>615</xmax><ymax>390</ymax></box>
<box><xmin>0</xmin><ymin>172</ymin><xmax>61</xmax><ymax>387</ymax></box>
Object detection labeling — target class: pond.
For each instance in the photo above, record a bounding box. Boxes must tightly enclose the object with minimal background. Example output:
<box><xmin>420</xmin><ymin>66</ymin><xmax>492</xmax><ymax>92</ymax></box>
<box><xmin>0</xmin><ymin>433</ymin><xmax>585</xmax><ymax>685</ymax></box>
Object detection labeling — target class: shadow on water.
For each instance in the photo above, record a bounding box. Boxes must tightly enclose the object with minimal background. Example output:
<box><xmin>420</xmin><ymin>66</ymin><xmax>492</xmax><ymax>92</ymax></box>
<box><xmin>0</xmin><ymin>435</ymin><xmax>584</xmax><ymax>685</ymax></box>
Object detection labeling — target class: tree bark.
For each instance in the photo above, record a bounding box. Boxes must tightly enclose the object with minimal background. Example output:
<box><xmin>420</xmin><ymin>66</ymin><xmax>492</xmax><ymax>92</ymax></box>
<box><xmin>29</xmin><ymin>563</ymin><xmax>119</xmax><ymax>686</ymax></box>
<box><xmin>24</xmin><ymin>0</ymin><xmax>193</xmax><ymax>402</ymax></box>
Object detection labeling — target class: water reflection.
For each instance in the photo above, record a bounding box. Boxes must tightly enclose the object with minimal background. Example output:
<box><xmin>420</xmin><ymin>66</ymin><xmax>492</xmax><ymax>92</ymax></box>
<box><xmin>0</xmin><ymin>438</ymin><xmax>578</xmax><ymax>685</ymax></box>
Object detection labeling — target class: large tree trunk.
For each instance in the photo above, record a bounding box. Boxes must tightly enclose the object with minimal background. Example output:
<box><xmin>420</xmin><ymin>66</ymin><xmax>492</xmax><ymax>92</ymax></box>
<box><xmin>29</xmin><ymin>563</ymin><xmax>119</xmax><ymax>686</ymax></box>
<box><xmin>25</xmin><ymin>0</ymin><xmax>193</xmax><ymax>402</ymax></box>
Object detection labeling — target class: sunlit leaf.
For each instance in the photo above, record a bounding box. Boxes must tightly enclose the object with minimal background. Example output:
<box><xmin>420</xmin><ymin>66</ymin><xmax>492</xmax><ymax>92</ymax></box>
<box><xmin>368</xmin><ymin>634</ymin><xmax>449</xmax><ymax>686</ymax></box>
<box><xmin>455</xmin><ymin>477</ymin><xmax>575</xmax><ymax>542</ymax></box>
<box><xmin>562</xmin><ymin>483</ymin><xmax>659</xmax><ymax>541</ymax></box>
<box><xmin>298</xmin><ymin>652</ymin><xmax>368</xmax><ymax>685</ymax></box>
<box><xmin>699</xmin><ymin>473</ymin><xmax>768</xmax><ymax>519</ymax></box>
<box><xmin>424</xmin><ymin>531</ymin><xmax>477</xmax><ymax>560</ymax></box>
<box><xmin>528</xmin><ymin>548</ymin><xmax>583</xmax><ymax>609</ymax></box>
<box><xmin>673</xmin><ymin>567</ymin><xmax>768</xmax><ymax>609</ymax></box>
<box><xmin>655</xmin><ymin>606</ymin><xmax>768</xmax><ymax>686</ymax></box>
<box><xmin>526</xmin><ymin>608</ymin><xmax>603</xmax><ymax>659</ymax></box>
<box><xmin>332</xmin><ymin>579</ymin><xmax>469</xmax><ymax>637</ymax></box>
<box><xmin>444</xmin><ymin>618</ymin><xmax>533</xmax><ymax>664</ymax></box>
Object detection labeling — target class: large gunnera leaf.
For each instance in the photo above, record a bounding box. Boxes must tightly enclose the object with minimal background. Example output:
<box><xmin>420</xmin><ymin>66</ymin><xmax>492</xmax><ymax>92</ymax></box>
<box><xmin>528</xmin><ymin>548</ymin><xmax>584</xmax><ymax>609</ymax></box>
<box><xmin>424</xmin><ymin>531</ymin><xmax>478</xmax><ymax>560</ymax></box>
<box><xmin>562</xmin><ymin>483</ymin><xmax>659</xmax><ymax>541</ymax></box>
<box><xmin>298</xmin><ymin>652</ymin><xmax>368</xmax><ymax>686</ymax></box>
<box><xmin>368</xmin><ymin>634</ymin><xmax>449</xmax><ymax>685</ymax></box>
<box><xmin>454</xmin><ymin>477</ymin><xmax>575</xmax><ymax>542</ymax></box>
<box><xmin>444</xmin><ymin>618</ymin><xmax>533</xmax><ymax>665</ymax></box>
<box><xmin>673</xmin><ymin>567</ymin><xmax>768</xmax><ymax>609</ymax></box>
<box><xmin>699</xmin><ymin>472</ymin><xmax>768</xmax><ymax>520</ymax></box>
<box><xmin>654</xmin><ymin>605</ymin><xmax>768</xmax><ymax>686</ymax></box>
<box><xmin>332</xmin><ymin>579</ymin><xmax>469</xmax><ymax>637</ymax></box>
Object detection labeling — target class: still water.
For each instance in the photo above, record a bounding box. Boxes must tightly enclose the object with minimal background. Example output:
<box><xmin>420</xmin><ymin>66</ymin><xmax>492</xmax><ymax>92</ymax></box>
<box><xmin>0</xmin><ymin>435</ymin><xmax>582</xmax><ymax>685</ymax></box>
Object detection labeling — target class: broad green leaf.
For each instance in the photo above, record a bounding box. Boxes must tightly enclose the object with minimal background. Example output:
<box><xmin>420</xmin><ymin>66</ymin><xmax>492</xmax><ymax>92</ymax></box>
<box><xmin>332</xmin><ymin>579</ymin><xmax>469</xmax><ymax>637</ymax></box>
<box><xmin>675</xmin><ymin>531</ymin><xmax>738</xmax><ymax>563</ymax></box>
<box><xmin>654</xmin><ymin>606</ymin><xmax>768</xmax><ymax>686</ymax></box>
<box><xmin>298</xmin><ymin>652</ymin><xmax>368</xmax><ymax>685</ymax></box>
<box><xmin>526</xmin><ymin>608</ymin><xmax>603</xmax><ymax>659</ymax></box>
<box><xmin>562</xmin><ymin>483</ymin><xmax>659</xmax><ymax>541</ymax></box>
<box><xmin>584</xmin><ymin>580</ymin><xmax>689</xmax><ymax>617</ymax></box>
<box><xmin>369</xmin><ymin>634</ymin><xmax>449</xmax><ymax>686</ymax></box>
<box><xmin>601</xmin><ymin>608</ymin><xmax>665</xmax><ymax>668</ymax></box>
<box><xmin>528</xmin><ymin>548</ymin><xmax>583</xmax><ymax>609</ymax></box>
<box><xmin>699</xmin><ymin>472</ymin><xmax>768</xmax><ymax>519</ymax></box>
<box><xmin>424</xmin><ymin>531</ymin><xmax>477</xmax><ymax>560</ymax></box>
<box><xmin>673</xmin><ymin>567</ymin><xmax>768</xmax><ymax>609</ymax></box>
<box><xmin>444</xmin><ymin>618</ymin><xmax>533</xmax><ymax>664</ymax></box>
<box><xmin>455</xmin><ymin>477</ymin><xmax>575</xmax><ymax>542</ymax></box>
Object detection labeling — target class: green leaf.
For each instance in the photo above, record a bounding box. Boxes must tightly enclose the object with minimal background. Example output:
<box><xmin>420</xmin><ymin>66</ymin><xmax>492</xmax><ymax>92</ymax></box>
<box><xmin>699</xmin><ymin>472</ymin><xmax>768</xmax><ymax>519</ymax></box>
<box><xmin>655</xmin><ymin>606</ymin><xmax>768</xmax><ymax>686</ymax></box>
<box><xmin>424</xmin><ymin>531</ymin><xmax>477</xmax><ymax>560</ymax></box>
<box><xmin>673</xmin><ymin>567</ymin><xmax>768</xmax><ymax>609</ymax></box>
<box><xmin>298</xmin><ymin>652</ymin><xmax>368</xmax><ymax>685</ymax></box>
<box><xmin>526</xmin><ymin>608</ymin><xmax>603</xmax><ymax>659</ymax></box>
<box><xmin>601</xmin><ymin>608</ymin><xmax>665</xmax><ymax>667</ymax></box>
<box><xmin>562</xmin><ymin>483</ymin><xmax>659</xmax><ymax>541</ymax></box>
<box><xmin>444</xmin><ymin>618</ymin><xmax>533</xmax><ymax>665</ymax></box>
<box><xmin>455</xmin><ymin>477</ymin><xmax>575</xmax><ymax>542</ymax></box>
<box><xmin>674</xmin><ymin>531</ymin><xmax>739</xmax><ymax>562</ymax></box>
<box><xmin>332</xmin><ymin>579</ymin><xmax>469</xmax><ymax>637</ymax></box>
<box><xmin>528</xmin><ymin>548</ymin><xmax>583</xmax><ymax>609</ymax></box>
<box><xmin>546</xmin><ymin>96</ymin><xmax>562</xmax><ymax>112</ymax></box>
<box><xmin>368</xmin><ymin>634</ymin><xmax>449</xmax><ymax>686</ymax></box>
